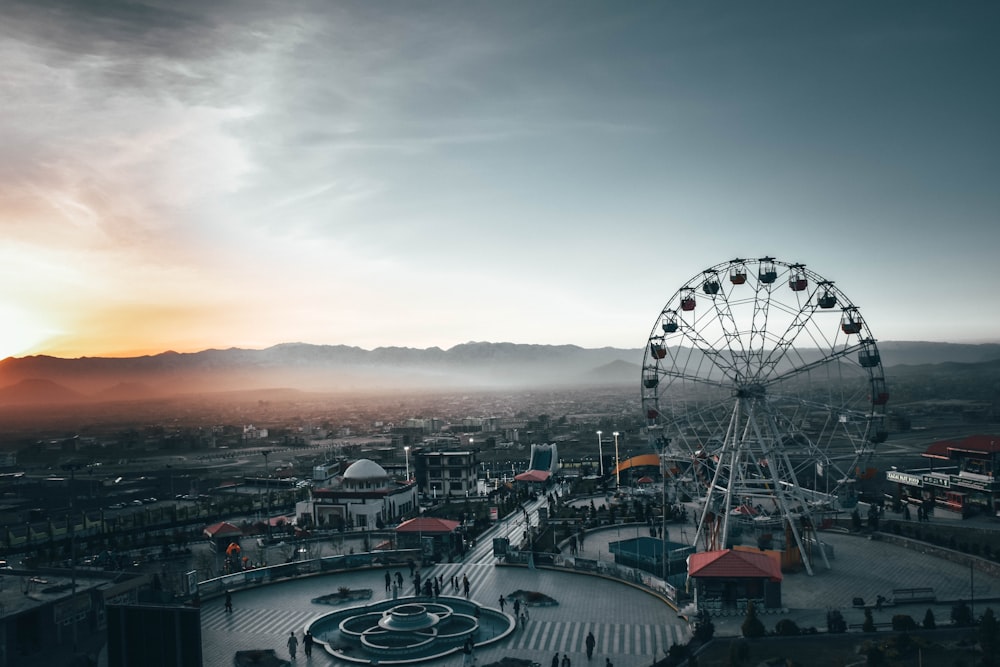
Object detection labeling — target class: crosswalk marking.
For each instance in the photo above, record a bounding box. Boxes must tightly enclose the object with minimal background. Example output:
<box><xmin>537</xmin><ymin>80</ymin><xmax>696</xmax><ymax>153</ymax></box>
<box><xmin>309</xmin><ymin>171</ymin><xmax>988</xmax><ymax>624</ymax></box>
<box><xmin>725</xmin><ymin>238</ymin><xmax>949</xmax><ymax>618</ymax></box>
<box><xmin>502</xmin><ymin>620</ymin><xmax>688</xmax><ymax>655</ymax></box>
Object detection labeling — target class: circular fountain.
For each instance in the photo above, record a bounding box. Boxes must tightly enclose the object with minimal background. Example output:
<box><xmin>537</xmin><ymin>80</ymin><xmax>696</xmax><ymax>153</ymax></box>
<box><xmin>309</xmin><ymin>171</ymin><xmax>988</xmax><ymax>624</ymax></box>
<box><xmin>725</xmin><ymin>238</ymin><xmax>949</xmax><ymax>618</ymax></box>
<box><xmin>308</xmin><ymin>596</ymin><xmax>514</xmax><ymax>664</ymax></box>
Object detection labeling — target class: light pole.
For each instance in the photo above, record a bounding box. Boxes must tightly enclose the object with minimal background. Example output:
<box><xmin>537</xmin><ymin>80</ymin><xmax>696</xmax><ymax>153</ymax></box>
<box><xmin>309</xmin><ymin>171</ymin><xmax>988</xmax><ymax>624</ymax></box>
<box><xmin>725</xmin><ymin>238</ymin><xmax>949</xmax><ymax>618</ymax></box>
<box><xmin>596</xmin><ymin>431</ymin><xmax>604</xmax><ymax>478</ymax></box>
<box><xmin>613</xmin><ymin>431</ymin><xmax>621</xmax><ymax>488</ymax></box>
<box><xmin>404</xmin><ymin>446</ymin><xmax>410</xmax><ymax>481</ymax></box>
<box><xmin>261</xmin><ymin>450</ymin><xmax>272</xmax><ymax>541</ymax></box>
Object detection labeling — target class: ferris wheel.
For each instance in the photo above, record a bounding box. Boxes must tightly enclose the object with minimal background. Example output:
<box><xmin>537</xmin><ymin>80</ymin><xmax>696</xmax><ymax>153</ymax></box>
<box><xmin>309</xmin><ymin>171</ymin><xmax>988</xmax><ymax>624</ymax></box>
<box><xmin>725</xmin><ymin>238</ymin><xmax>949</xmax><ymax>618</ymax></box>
<box><xmin>641</xmin><ymin>257</ymin><xmax>888</xmax><ymax>574</ymax></box>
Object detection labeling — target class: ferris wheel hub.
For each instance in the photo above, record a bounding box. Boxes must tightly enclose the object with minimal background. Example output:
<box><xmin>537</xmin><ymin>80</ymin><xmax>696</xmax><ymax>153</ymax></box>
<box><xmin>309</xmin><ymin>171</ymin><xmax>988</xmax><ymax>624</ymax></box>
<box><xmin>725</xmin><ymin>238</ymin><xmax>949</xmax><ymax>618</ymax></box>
<box><xmin>735</xmin><ymin>384</ymin><xmax>766</xmax><ymax>399</ymax></box>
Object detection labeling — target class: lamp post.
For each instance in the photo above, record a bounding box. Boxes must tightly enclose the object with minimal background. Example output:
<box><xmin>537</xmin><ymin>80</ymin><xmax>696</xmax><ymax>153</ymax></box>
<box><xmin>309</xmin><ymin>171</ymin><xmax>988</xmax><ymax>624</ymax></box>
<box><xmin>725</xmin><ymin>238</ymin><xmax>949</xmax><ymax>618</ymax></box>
<box><xmin>404</xmin><ymin>446</ymin><xmax>410</xmax><ymax>481</ymax></box>
<box><xmin>261</xmin><ymin>450</ymin><xmax>272</xmax><ymax>541</ymax></box>
<box><xmin>596</xmin><ymin>431</ymin><xmax>604</xmax><ymax>478</ymax></box>
<box><xmin>613</xmin><ymin>431</ymin><xmax>621</xmax><ymax>489</ymax></box>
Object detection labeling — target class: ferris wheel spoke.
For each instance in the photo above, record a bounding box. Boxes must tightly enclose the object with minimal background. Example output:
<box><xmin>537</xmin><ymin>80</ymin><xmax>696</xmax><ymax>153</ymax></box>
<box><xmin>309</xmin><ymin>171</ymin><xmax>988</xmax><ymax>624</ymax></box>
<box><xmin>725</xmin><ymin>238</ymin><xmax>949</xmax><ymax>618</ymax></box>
<box><xmin>758</xmin><ymin>341</ymin><xmax>866</xmax><ymax>390</ymax></box>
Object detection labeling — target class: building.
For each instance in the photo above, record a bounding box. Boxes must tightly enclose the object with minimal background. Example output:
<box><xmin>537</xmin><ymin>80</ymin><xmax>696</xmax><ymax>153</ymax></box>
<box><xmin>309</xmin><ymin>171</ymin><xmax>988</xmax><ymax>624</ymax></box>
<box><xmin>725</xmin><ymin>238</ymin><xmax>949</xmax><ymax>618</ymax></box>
<box><xmin>297</xmin><ymin>459</ymin><xmax>417</xmax><ymax>530</ymax></box>
<box><xmin>886</xmin><ymin>434</ymin><xmax>1000</xmax><ymax>518</ymax></box>
<box><xmin>687</xmin><ymin>548</ymin><xmax>783</xmax><ymax>616</ymax></box>
<box><xmin>412</xmin><ymin>449</ymin><xmax>478</xmax><ymax>499</ymax></box>
<box><xmin>514</xmin><ymin>443</ymin><xmax>559</xmax><ymax>488</ymax></box>
<box><xmin>394</xmin><ymin>516</ymin><xmax>463</xmax><ymax>562</ymax></box>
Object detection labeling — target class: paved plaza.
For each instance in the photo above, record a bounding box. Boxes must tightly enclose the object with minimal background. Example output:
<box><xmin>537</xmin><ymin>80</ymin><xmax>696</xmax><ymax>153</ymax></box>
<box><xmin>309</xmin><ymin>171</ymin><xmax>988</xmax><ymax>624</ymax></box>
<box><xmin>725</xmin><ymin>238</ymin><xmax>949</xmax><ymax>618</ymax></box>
<box><xmin>196</xmin><ymin>513</ymin><xmax>1000</xmax><ymax>667</ymax></box>
<box><xmin>200</xmin><ymin>544</ymin><xmax>689</xmax><ymax>667</ymax></box>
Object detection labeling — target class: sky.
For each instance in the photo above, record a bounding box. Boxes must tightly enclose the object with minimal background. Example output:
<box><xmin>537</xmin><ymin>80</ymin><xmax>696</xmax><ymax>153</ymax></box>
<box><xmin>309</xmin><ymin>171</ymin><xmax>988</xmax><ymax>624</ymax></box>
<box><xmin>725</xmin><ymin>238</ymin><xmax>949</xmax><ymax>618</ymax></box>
<box><xmin>1</xmin><ymin>1</ymin><xmax>997</xmax><ymax>360</ymax></box>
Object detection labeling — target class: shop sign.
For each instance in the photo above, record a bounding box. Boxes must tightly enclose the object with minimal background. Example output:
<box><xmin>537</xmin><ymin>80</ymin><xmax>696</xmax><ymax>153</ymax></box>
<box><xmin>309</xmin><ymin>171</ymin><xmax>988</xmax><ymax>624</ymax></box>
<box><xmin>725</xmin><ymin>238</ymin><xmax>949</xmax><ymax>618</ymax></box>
<box><xmin>886</xmin><ymin>470</ymin><xmax>921</xmax><ymax>486</ymax></box>
<box><xmin>951</xmin><ymin>475</ymin><xmax>996</xmax><ymax>491</ymax></box>
<box><xmin>922</xmin><ymin>474</ymin><xmax>950</xmax><ymax>488</ymax></box>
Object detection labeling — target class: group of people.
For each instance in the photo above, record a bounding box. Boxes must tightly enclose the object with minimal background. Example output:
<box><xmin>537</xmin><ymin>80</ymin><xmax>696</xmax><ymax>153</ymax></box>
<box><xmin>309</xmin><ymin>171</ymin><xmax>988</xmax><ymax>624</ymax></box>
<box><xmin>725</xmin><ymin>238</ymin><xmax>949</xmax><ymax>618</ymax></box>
<box><xmin>550</xmin><ymin>632</ymin><xmax>607</xmax><ymax>667</ymax></box>
<box><xmin>498</xmin><ymin>594</ymin><xmax>531</xmax><ymax>629</ymax></box>
<box><xmin>286</xmin><ymin>629</ymin><xmax>314</xmax><ymax>660</ymax></box>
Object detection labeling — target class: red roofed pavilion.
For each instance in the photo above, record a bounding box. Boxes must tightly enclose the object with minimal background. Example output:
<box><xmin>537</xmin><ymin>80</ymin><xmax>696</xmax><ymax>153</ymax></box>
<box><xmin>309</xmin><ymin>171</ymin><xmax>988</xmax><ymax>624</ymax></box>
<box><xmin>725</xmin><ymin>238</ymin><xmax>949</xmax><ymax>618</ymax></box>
<box><xmin>395</xmin><ymin>517</ymin><xmax>460</xmax><ymax>534</ymax></box>
<box><xmin>394</xmin><ymin>517</ymin><xmax>463</xmax><ymax>563</ymax></box>
<box><xmin>688</xmin><ymin>549</ymin><xmax>783</xmax><ymax>614</ymax></box>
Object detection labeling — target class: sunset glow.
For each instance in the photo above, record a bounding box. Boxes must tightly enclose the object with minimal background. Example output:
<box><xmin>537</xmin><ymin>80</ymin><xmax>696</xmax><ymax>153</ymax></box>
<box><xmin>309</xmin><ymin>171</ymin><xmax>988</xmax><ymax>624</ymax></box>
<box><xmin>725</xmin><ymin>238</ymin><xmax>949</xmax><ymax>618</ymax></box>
<box><xmin>2</xmin><ymin>1</ymin><xmax>998</xmax><ymax>359</ymax></box>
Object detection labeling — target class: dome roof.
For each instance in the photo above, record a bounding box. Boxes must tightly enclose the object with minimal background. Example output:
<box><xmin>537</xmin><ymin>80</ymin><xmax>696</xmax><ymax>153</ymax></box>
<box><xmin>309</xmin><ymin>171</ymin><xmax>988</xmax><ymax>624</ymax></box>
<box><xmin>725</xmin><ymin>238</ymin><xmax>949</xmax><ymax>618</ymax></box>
<box><xmin>343</xmin><ymin>458</ymin><xmax>389</xmax><ymax>481</ymax></box>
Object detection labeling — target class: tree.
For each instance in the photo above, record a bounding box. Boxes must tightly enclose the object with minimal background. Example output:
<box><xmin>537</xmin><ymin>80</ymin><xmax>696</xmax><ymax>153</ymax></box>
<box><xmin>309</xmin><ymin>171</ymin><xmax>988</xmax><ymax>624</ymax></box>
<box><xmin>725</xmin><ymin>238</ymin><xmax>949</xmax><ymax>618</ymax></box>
<box><xmin>862</xmin><ymin>607</ymin><xmax>876</xmax><ymax>633</ymax></box>
<box><xmin>741</xmin><ymin>601</ymin><xmax>766</xmax><ymax>638</ymax></box>
<box><xmin>891</xmin><ymin>614</ymin><xmax>917</xmax><ymax>631</ymax></box>
<box><xmin>922</xmin><ymin>608</ymin><xmax>936</xmax><ymax>630</ymax></box>
<box><xmin>979</xmin><ymin>607</ymin><xmax>998</xmax><ymax>666</ymax></box>
<box><xmin>951</xmin><ymin>599</ymin><xmax>973</xmax><ymax>627</ymax></box>
<box><xmin>693</xmin><ymin>611</ymin><xmax>715</xmax><ymax>643</ymax></box>
<box><xmin>827</xmin><ymin>609</ymin><xmax>847</xmax><ymax>633</ymax></box>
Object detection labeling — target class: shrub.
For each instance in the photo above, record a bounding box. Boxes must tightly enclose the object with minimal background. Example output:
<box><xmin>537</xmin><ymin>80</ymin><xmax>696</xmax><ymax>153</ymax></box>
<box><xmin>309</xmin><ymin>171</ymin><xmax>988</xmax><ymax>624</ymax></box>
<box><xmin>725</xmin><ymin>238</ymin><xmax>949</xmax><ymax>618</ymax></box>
<box><xmin>774</xmin><ymin>619</ymin><xmax>801</xmax><ymax>636</ymax></box>
<box><xmin>891</xmin><ymin>614</ymin><xmax>917</xmax><ymax>631</ymax></box>
<box><xmin>979</xmin><ymin>608</ymin><xmax>998</xmax><ymax>665</ymax></box>
<box><xmin>862</xmin><ymin>608</ymin><xmax>876</xmax><ymax>633</ymax></box>
<box><xmin>741</xmin><ymin>601</ymin><xmax>766</xmax><ymax>639</ymax></box>
<box><xmin>922</xmin><ymin>608</ymin><xmax>936</xmax><ymax>629</ymax></box>
<box><xmin>826</xmin><ymin>609</ymin><xmax>847</xmax><ymax>633</ymax></box>
<box><xmin>693</xmin><ymin>611</ymin><xmax>715</xmax><ymax>643</ymax></box>
<box><xmin>951</xmin><ymin>600</ymin><xmax>973</xmax><ymax>627</ymax></box>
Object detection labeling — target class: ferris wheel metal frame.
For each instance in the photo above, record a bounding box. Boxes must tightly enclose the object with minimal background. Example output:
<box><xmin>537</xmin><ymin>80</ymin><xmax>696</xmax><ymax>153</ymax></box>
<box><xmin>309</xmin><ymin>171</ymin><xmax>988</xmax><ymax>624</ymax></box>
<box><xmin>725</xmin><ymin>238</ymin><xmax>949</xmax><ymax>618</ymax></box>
<box><xmin>641</xmin><ymin>256</ymin><xmax>888</xmax><ymax>574</ymax></box>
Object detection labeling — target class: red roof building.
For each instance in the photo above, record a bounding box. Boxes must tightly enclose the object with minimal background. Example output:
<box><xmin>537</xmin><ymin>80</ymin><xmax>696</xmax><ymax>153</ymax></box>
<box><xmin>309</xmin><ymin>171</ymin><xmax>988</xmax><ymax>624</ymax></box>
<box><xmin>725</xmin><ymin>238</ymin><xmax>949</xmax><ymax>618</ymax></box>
<box><xmin>514</xmin><ymin>469</ymin><xmax>551</xmax><ymax>483</ymax></box>
<box><xmin>394</xmin><ymin>517</ymin><xmax>463</xmax><ymax>563</ymax></box>
<box><xmin>203</xmin><ymin>521</ymin><xmax>243</xmax><ymax>552</ymax></box>
<box><xmin>395</xmin><ymin>517</ymin><xmax>460</xmax><ymax>534</ymax></box>
<box><xmin>688</xmin><ymin>549</ymin><xmax>783</xmax><ymax>614</ymax></box>
<box><xmin>885</xmin><ymin>434</ymin><xmax>1000</xmax><ymax>517</ymax></box>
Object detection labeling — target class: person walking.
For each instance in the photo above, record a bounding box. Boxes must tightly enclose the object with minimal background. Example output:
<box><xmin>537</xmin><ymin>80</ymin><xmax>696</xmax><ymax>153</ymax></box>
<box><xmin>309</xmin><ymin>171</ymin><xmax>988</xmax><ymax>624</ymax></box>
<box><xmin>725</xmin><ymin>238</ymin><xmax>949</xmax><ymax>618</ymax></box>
<box><xmin>498</xmin><ymin>595</ymin><xmax>506</xmax><ymax>612</ymax></box>
<box><xmin>385</xmin><ymin>570</ymin><xmax>391</xmax><ymax>593</ymax></box>
<box><xmin>604</xmin><ymin>658</ymin><xmax>613</xmax><ymax>667</ymax></box>
<box><xmin>287</xmin><ymin>631</ymin><xmax>299</xmax><ymax>660</ymax></box>
<box><xmin>513</xmin><ymin>598</ymin><xmax>521</xmax><ymax>617</ymax></box>
<box><xmin>303</xmin><ymin>630</ymin><xmax>313</xmax><ymax>657</ymax></box>
<box><xmin>224</xmin><ymin>590</ymin><xmax>233</xmax><ymax>613</ymax></box>
<box><xmin>462</xmin><ymin>636</ymin><xmax>475</xmax><ymax>667</ymax></box>
<box><xmin>551</xmin><ymin>653</ymin><xmax>560</xmax><ymax>667</ymax></box>
<box><xmin>585</xmin><ymin>631</ymin><xmax>595</xmax><ymax>660</ymax></box>
<box><xmin>462</xmin><ymin>574</ymin><xmax>470</xmax><ymax>597</ymax></box>
<box><xmin>561</xmin><ymin>653</ymin><xmax>571</xmax><ymax>667</ymax></box>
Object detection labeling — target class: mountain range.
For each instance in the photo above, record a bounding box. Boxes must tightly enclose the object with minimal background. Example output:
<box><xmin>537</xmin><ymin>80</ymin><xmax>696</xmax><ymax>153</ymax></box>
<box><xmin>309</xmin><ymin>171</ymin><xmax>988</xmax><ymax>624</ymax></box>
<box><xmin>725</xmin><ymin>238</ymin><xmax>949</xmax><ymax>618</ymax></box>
<box><xmin>0</xmin><ymin>340</ymin><xmax>998</xmax><ymax>405</ymax></box>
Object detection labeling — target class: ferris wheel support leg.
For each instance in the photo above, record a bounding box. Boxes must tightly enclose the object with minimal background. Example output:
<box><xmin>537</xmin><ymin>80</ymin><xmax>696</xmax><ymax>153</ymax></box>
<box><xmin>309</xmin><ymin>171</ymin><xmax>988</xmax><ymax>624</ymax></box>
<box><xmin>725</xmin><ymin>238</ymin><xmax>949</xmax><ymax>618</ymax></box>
<box><xmin>749</xmin><ymin>415</ymin><xmax>816</xmax><ymax>576</ymax></box>
<box><xmin>717</xmin><ymin>403</ymin><xmax>744</xmax><ymax>550</ymax></box>
<box><xmin>777</xmin><ymin>448</ymin><xmax>831</xmax><ymax>571</ymax></box>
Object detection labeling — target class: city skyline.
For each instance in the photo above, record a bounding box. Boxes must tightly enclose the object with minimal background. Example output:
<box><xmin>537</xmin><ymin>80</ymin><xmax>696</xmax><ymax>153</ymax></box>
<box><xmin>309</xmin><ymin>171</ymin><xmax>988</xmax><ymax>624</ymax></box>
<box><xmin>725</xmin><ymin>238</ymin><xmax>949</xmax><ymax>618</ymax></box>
<box><xmin>2</xmin><ymin>1</ymin><xmax>997</xmax><ymax>360</ymax></box>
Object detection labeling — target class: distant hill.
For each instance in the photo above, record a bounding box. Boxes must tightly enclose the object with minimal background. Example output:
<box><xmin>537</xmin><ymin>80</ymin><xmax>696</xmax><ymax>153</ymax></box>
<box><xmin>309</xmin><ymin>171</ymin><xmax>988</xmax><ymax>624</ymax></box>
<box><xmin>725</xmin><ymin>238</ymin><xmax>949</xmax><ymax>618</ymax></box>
<box><xmin>0</xmin><ymin>378</ymin><xmax>86</xmax><ymax>405</ymax></box>
<box><xmin>0</xmin><ymin>340</ymin><xmax>997</xmax><ymax>405</ymax></box>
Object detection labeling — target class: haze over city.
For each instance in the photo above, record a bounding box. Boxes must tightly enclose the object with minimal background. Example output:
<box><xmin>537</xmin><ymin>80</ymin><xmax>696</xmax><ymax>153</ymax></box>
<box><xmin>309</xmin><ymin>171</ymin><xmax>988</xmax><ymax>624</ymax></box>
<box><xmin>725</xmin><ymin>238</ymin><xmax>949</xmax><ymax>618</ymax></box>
<box><xmin>2</xmin><ymin>1</ymin><xmax>997</xmax><ymax>361</ymax></box>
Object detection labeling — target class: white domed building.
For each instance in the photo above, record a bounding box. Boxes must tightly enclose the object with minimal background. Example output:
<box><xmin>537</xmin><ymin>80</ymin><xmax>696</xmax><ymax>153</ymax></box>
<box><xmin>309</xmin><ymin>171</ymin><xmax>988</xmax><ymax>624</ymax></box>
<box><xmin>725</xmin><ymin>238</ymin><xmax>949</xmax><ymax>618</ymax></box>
<box><xmin>297</xmin><ymin>459</ymin><xmax>417</xmax><ymax>531</ymax></box>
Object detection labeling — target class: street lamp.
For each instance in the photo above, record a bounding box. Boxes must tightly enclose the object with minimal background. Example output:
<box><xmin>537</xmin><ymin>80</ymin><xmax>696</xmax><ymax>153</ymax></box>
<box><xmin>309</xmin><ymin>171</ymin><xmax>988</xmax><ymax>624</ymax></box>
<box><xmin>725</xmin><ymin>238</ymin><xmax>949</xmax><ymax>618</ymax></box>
<box><xmin>596</xmin><ymin>431</ymin><xmax>604</xmax><ymax>477</ymax></box>
<box><xmin>261</xmin><ymin>450</ymin><xmax>272</xmax><ymax>541</ymax></box>
<box><xmin>613</xmin><ymin>431</ymin><xmax>621</xmax><ymax>488</ymax></box>
<box><xmin>404</xmin><ymin>446</ymin><xmax>410</xmax><ymax>481</ymax></box>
